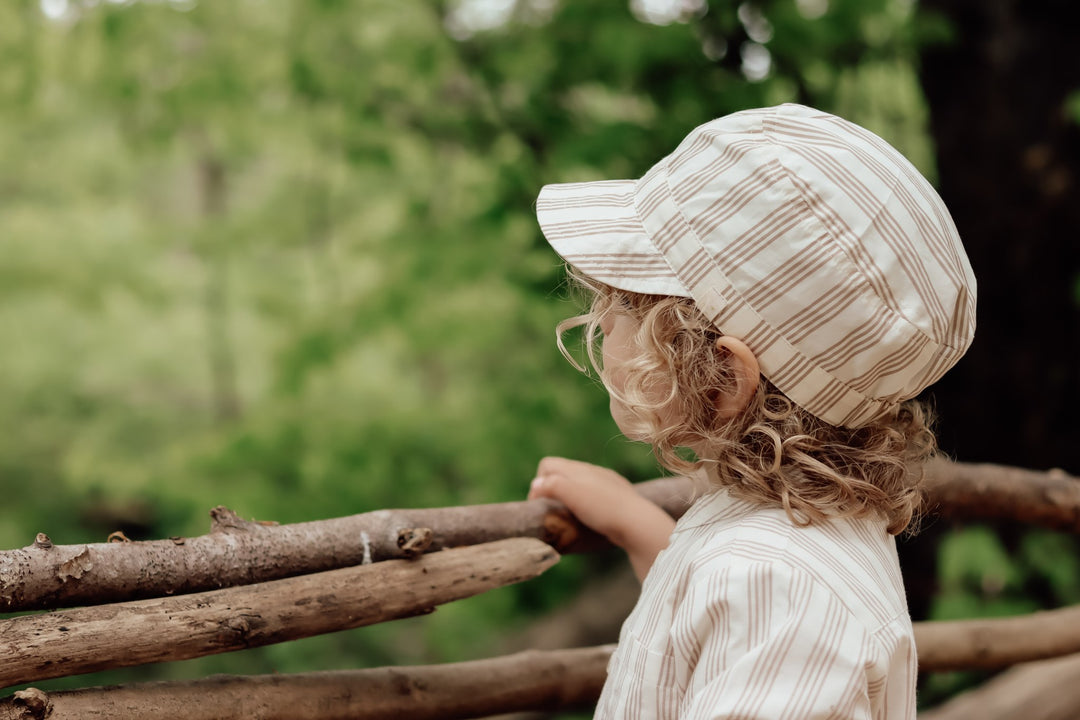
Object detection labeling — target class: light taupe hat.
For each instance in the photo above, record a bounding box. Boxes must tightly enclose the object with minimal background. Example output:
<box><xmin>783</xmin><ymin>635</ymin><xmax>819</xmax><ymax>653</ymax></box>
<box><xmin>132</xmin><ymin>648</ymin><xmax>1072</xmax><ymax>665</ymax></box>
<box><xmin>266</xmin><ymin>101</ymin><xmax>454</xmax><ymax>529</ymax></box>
<box><xmin>537</xmin><ymin>104</ymin><xmax>976</xmax><ymax>428</ymax></box>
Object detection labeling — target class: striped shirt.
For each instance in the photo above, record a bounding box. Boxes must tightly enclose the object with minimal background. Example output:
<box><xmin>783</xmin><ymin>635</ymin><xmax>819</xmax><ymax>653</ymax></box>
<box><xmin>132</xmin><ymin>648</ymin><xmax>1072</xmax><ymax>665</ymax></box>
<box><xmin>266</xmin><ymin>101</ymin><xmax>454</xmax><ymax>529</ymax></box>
<box><xmin>595</xmin><ymin>488</ymin><xmax>917</xmax><ymax>719</ymax></box>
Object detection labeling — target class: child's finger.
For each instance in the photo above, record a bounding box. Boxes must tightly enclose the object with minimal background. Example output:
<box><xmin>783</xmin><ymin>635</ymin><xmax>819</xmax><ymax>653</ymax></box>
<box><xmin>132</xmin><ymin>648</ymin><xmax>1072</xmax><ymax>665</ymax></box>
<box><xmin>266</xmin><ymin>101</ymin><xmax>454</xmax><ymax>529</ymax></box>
<box><xmin>527</xmin><ymin>475</ymin><xmax>550</xmax><ymax>500</ymax></box>
<box><xmin>529</xmin><ymin>472</ymin><xmax>582</xmax><ymax>508</ymax></box>
<box><xmin>529</xmin><ymin>472</ymin><xmax>574</xmax><ymax>501</ymax></box>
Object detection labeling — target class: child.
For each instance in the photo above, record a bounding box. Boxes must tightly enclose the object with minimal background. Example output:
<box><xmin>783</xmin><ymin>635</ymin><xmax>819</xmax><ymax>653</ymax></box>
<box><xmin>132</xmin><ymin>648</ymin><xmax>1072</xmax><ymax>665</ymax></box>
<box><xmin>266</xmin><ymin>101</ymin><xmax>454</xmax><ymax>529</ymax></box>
<box><xmin>527</xmin><ymin>104</ymin><xmax>975</xmax><ymax>719</ymax></box>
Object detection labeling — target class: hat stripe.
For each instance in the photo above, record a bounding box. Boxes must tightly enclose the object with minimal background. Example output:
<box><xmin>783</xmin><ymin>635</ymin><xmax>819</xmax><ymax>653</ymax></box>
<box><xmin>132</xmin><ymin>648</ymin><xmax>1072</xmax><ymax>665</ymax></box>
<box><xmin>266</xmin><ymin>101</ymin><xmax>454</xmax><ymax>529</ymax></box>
<box><xmin>544</xmin><ymin>188</ymin><xmax>635</xmax><ymax>208</ymax></box>
<box><xmin>670</xmin><ymin>138</ymin><xmax>762</xmax><ymax>202</ymax></box>
<box><xmin>541</xmin><ymin>218</ymin><xmax>642</xmax><ymax>241</ymax></box>
<box><xmin>694</xmin><ymin>161</ymin><xmax>787</xmax><ymax>237</ymax></box>
<box><xmin>828</xmin><ymin>117</ymin><xmax>971</xmax><ymax>295</ymax></box>
<box><xmin>669</xmin><ymin>129</ymin><xmax>761</xmax><ymax>179</ymax></box>
<box><xmin>651</xmin><ymin>213</ymin><xmax>691</xmax><ymax>254</ymax></box>
<box><xmin>770</xmin><ymin>120</ymin><xmax>946</xmax><ymax>286</ymax></box>
<box><xmin>809</xmin><ymin>377</ymin><xmax>859</xmax><ymax>419</ymax></box>
<box><xmin>769</xmin><ymin>122</ymin><xmax>953</xmax><ymax>339</ymax></box>
<box><xmin>815</xmin><ymin>311</ymin><xmax>899</xmax><ymax>372</ymax></box>
<box><xmin>715</xmin><ymin>197</ymin><xmax>808</xmax><ymax>276</ymax></box>
<box><xmin>679</xmin><ymin>248</ymin><xmax>719</xmax><ymax>290</ymax></box>
<box><xmin>637</xmin><ymin>175</ymin><xmax>670</xmax><ymax>219</ymax></box>
<box><xmin>566</xmin><ymin>255</ymin><xmax>674</xmax><ymax>269</ymax></box>
<box><xmin>777</xmin><ymin>278</ymin><xmax>865</xmax><ymax>345</ymax></box>
<box><xmin>741</xmin><ymin>236</ymin><xmax>835</xmax><ymax>310</ymax></box>
<box><xmin>847</xmin><ymin>332</ymin><xmax>930</xmax><ymax>394</ymax></box>
<box><xmin>574</xmin><ymin>267</ymin><xmax>676</xmax><ymax>281</ymax></box>
<box><xmin>770</xmin><ymin>351</ymin><xmax>819</xmax><ymax>391</ymax></box>
<box><xmin>784</xmin><ymin>171</ymin><xmax>904</xmax><ymax>315</ymax></box>
<box><xmin>666</xmin><ymin>131</ymin><xmax>714</xmax><ymax>175</ymax></box>
<box><xmin>787</xmin><ymin>140</ymin><xmax>952</xmax><ymax>342</ymax></box>
<box><xmin>739</xmin><ymin>319</ymin><xmax>774</xmax><ymax>350</ymax></box>
<box><xmin>544</xmin><ymin>194</ymin><xmax>635</xmax><ymax>210</ymax></box>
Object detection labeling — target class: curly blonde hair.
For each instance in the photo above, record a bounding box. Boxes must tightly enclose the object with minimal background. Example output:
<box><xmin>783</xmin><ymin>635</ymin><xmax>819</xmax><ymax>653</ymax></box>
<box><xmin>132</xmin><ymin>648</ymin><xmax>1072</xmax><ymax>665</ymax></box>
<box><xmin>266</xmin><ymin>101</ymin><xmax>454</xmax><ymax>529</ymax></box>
<box><xmin>558</xmin><ymin>272</ymin><xmax>937</xmax><ymax>535</ymax></box>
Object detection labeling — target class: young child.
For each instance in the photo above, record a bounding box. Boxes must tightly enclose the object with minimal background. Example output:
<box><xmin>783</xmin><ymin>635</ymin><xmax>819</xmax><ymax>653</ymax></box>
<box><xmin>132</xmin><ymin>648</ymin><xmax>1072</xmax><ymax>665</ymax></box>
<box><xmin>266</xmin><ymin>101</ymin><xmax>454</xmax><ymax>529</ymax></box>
<box><xmin>527</xmin><ymin>104</ymin><xmax>975</xmax><ymax>719</ymax></box>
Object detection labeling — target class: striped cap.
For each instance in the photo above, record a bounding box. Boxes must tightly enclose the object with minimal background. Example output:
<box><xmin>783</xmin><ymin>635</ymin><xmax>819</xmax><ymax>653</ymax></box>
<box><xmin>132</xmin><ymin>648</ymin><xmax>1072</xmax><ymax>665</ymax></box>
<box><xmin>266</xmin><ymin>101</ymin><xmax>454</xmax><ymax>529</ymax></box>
<box><xmin>537</xmin><ymin>104</ymin><xmax>976</xmax><ymax>428</ymax></box>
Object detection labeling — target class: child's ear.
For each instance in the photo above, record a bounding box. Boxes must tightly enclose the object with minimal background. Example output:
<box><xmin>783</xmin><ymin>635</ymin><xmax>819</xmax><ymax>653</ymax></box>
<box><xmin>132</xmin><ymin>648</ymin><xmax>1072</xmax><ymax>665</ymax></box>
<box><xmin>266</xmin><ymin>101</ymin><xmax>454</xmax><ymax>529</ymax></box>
<box><xmin>714</xmin><ymin>336</ymin><xmax>760</xmax><ymax>419</ymax></box>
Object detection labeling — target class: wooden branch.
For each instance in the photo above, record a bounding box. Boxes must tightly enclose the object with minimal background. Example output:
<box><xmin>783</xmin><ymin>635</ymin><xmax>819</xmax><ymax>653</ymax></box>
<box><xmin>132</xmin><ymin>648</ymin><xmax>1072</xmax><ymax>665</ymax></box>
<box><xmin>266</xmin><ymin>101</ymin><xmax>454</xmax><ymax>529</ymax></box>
<box><xmin>0</xmin><ymin>501</ymin><xmax>583</xmax><ymax>613</ymax></box>
<box><xmin>8</xmin><ymin>614</ymin><xmax>1080</xmax><ymax>720</ymax></box>
<box><xmin>0</xmin><ymin>538</ymin><xmax>558</xmax><ymax>690</ymax></box>
<box><xmin>8</xmin><ymin>609</ymin><xmax>1080</xmax><ymax>720</ymax></box>
<box><xmin>0</xmin><ymin>478</ymin><xmax>689</xmax><ymax>614</ymax></box>
<box><xmin>915</xmin><ymin>603</ymin><xmax>1080</xmax><ymax>672</ymax></box>
<box><xmin>918</xmin><ymin>652</ymin><xmax>1080</xmax><ymax>720</ymax></box>
<box><xmin>0</xmin><ymin>646</ymin><xmax>612</xmax><ymax>720</ymax></box>
<box><xmin>1</xmin><ymin>461</ymin><xmax>1075</xmax><ymax>615</ymax></box>
<box><xmin>922</xmin><ymin>458</ymin><xmax>1080</xmax><ymax>531</ymax></box>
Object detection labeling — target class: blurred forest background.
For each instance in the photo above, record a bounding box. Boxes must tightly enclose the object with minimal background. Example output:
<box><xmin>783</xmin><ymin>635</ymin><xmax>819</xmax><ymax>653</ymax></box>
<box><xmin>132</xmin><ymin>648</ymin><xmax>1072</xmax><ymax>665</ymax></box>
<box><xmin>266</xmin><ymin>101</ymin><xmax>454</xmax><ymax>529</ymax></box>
<box><xmin>1</xmin><ymin>0</ymin><xmax>1078</xmax><ymax>712</ymax></box>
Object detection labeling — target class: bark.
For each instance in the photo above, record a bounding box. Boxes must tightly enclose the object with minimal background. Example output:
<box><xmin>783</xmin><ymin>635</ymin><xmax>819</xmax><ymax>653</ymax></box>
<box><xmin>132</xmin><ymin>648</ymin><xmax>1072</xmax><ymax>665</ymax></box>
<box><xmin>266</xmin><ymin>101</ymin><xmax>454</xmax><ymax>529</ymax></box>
<box><xmin>0</xmin><ymin>478</ymin><xmax>689</xmax><ymax>614</ymax></box>
<box><xmin>2</xmin><ymin>462</ymin><xmax>1077</xmax><ymax>616</ymax></box>
<box><xmin>922</xmin><ymin>458</ymin><xmax>1080</xmax><ymax>531</ymax></box>
<box><xmin>918</xmin><ymin>652</ymin><xmax>1080</xmax><ymax>720</ymax></box>
<box><xmin>0</xmin><ymin>646</ymin><xmax>612</xmax><ymax>720</ymax></box>
<box><xmin>914</xmin><ymin>602</ymin><xmax>1080</xmax><ymax>672</ymax></box>
<box><xmin>0</xmin><ymin>538</ymin><xmax>558</xmax><ymax>690</ymax></box>
<box><xmin>8</xmin><ymin>619</ymin><xmax>1080</xmax><ymax>720</ymax></box>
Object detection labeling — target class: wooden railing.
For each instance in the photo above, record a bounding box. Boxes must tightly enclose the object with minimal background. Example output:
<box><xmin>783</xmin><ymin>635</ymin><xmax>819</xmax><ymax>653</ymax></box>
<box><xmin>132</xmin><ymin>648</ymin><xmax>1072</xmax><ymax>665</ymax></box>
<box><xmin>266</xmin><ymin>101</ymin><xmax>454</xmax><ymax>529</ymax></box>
<box><xmin>2</xmin><ymin>459</ymin><xmax>1079</xmax><ymax>719</ymax></box>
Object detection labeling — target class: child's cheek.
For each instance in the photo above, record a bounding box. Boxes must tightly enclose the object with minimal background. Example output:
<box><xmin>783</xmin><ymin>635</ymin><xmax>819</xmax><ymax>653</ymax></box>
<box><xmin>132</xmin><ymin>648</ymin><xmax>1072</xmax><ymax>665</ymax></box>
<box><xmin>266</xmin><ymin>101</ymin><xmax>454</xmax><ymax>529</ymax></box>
<box><xmin>608</xmin><ymin>395</ymin><xmax>654</xmax><ymax>442</ymax></box>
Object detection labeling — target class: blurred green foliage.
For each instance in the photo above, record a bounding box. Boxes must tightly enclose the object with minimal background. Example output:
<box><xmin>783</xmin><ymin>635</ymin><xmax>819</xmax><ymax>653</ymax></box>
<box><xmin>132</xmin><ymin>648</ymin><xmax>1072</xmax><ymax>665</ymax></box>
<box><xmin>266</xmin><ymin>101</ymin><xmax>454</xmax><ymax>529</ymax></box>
<box><xmin>0</xmin><ymin>0</ymin><xmax>1065</xmax><ymax>710</ymax></box>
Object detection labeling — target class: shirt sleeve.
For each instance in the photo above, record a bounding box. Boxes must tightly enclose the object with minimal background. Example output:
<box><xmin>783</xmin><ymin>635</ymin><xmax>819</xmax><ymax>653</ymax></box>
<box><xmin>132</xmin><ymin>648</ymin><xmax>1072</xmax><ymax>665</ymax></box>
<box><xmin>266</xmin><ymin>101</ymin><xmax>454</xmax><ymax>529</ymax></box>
<box><xmin>670</xmin><ymin>560</ymin><xmax>880</xmax><ymax>720</ymax></box>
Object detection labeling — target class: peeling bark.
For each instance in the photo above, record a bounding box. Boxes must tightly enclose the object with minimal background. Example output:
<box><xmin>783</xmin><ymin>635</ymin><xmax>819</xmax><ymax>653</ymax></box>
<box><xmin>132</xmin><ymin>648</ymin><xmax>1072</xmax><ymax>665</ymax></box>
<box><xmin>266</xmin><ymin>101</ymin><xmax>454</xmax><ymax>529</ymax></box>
<box><xmin>0</xmin><ymin>646</ymin><xmax>611</xmax><ymax>720</ymax></box>
<box><xmin>0</xmin><ymin>538</ymin><xmax>559</xmax><ymax>690</ymax></box>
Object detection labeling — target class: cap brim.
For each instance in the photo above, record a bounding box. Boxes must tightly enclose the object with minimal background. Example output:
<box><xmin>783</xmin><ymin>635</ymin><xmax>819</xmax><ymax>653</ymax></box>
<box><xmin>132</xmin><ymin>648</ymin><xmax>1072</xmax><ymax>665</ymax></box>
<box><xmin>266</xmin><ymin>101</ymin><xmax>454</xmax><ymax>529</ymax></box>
<box><xmin>536</xmin><ymin>180</ymin><xmax>689</xmax><ymax>297</ymax></box>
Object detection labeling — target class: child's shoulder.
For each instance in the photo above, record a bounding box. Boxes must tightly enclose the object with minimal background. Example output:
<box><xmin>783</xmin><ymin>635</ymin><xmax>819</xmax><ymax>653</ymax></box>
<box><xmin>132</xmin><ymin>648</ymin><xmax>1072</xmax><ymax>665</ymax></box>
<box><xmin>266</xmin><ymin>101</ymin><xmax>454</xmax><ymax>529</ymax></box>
<box><xmin>660</xmin><ymin>488</ymin><xmax>908</xmax><ymax>629</ymax></box>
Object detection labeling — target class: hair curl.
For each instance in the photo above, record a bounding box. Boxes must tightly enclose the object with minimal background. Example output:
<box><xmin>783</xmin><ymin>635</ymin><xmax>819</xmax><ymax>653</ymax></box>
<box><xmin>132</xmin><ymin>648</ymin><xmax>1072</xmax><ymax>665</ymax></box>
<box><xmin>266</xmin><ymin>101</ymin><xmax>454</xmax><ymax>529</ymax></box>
<box><xmin>557</xmin><ymin>272</ymin><xmax>937</xmax><ymax>535</ymax></box>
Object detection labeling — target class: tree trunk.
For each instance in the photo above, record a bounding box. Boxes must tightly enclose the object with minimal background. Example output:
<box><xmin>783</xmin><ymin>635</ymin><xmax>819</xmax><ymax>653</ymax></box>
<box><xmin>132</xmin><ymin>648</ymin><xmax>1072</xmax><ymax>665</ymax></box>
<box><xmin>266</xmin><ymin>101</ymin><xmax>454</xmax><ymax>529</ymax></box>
<box><xmin>917</xmin><ymin>0</ymin><xmax>1080</xmax><ymax>473</ymax></box>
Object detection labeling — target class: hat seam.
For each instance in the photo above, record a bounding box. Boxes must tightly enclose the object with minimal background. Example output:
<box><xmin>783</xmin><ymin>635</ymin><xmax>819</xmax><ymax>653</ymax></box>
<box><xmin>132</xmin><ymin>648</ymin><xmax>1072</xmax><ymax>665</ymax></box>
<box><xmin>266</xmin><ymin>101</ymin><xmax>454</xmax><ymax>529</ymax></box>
<box><xmin>762</xmin><ymin>134</ymin><xmax>949</xmax><ymax>363</ymax></box>
<box><xmin>662</xmin><ymin>145</ymin><xmax>940</xmax><ymax>413</ymax></box>
<box><xmin>762</xmin><ymin>115</ymin><xmax>968</xmax><ymax>355</ymax></box>
<box><xmin>649</xmin><ymin>148</ymin><xmax>876</xmax><ymax>416</ymax></box>
<box><xmin>634</xmin><ymin>159</ymin><xmax>693</xmax><ymax>297</ymax></box>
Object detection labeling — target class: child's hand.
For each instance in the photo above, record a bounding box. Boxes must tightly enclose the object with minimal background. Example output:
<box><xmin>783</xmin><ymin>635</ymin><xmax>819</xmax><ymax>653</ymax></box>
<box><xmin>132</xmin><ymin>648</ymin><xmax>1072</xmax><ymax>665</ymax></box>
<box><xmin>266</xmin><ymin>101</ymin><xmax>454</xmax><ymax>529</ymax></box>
<box><xmin>529</xmin><ymin>456</ymin><xmax>676</xmax><ymax>581</ymax></box>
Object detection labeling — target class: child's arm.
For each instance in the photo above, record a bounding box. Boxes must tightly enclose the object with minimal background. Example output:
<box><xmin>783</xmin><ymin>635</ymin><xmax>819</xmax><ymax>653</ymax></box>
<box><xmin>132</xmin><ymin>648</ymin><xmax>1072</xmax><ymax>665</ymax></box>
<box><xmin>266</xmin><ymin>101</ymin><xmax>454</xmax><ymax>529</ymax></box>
<box><xmin>528</xmin><ymin>456</ymin><xmax>676</xmax><ymax>582</ymax></box>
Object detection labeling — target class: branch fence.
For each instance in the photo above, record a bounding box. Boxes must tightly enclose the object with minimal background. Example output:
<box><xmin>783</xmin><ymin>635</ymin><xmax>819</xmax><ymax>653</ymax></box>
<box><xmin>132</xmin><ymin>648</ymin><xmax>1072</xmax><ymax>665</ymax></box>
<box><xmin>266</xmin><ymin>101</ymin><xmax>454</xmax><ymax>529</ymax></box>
<box><xmin>2</xmin><ymin>459</ymin><xmax>1079</xmax><ymax>719</ymax></box>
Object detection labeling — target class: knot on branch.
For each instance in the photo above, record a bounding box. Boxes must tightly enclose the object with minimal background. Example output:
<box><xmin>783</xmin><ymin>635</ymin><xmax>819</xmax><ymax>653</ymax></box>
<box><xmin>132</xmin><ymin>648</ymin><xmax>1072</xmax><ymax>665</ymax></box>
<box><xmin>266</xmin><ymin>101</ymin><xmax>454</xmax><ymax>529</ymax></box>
<box><xmin>209</xmin><ymin>507</ymin><xmax>260</xmax><ymax>534</ymax></box>
<box><xmin>397</xmin><ymin>527</ymin><xmax>434</xmax><ymax>558</ymax></box>
<box><xmin>216</xmin><ymin>613</ymin><xmax>266</xmax><ymax>647</ymax></box>
<box><xmin>12</xmin><ymin>688</ymin><xmax>52</xmax><ymax>719</ymax></box>
<box><xmin>541</xmin><ymin>505</ymin><xmax>584</xmax><ymax>552</ymax></box>
<box><xmin>33</xmin><ymin>534</ymin><xmax>52</xmax><ymax>550</ymax></box>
